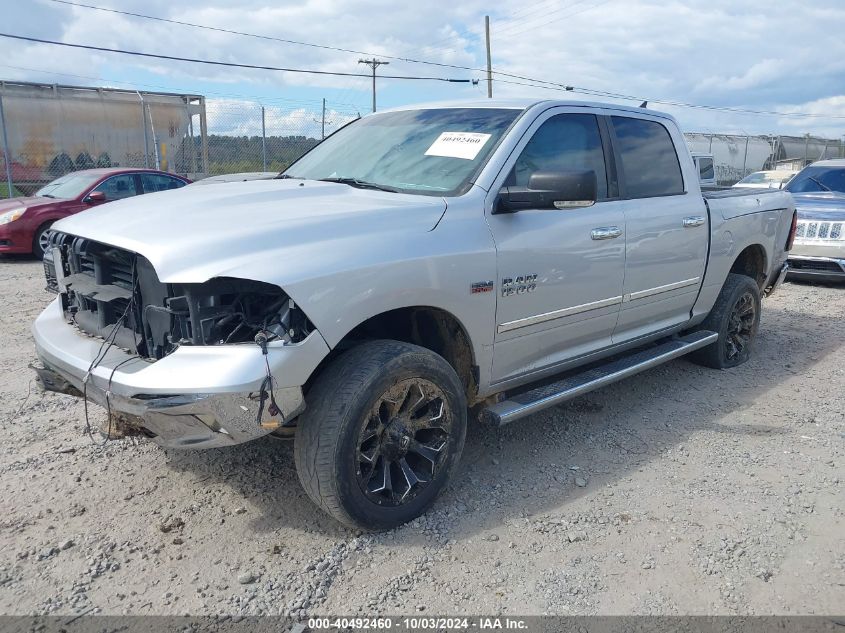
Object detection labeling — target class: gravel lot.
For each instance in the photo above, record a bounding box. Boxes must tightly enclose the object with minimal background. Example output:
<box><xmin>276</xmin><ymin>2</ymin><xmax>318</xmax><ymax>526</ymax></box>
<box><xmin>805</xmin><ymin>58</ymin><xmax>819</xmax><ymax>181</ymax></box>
<box><xmin>0</xmin><ymin>256</ymin><xmax>842</xmax><ymax>617</ymax></box>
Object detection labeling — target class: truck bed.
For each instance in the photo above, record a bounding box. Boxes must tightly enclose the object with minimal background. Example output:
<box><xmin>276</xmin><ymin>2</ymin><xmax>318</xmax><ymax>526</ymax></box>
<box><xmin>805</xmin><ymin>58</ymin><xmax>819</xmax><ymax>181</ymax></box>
<box><xmin>703</xmin><ymin>187</ymin><xmax>792</xmax><ymax>221</ymax></box>
<box><xmin>703</xmin><ymin>188</ymin><xmax>783</xmax><ymax>200</ymax></box>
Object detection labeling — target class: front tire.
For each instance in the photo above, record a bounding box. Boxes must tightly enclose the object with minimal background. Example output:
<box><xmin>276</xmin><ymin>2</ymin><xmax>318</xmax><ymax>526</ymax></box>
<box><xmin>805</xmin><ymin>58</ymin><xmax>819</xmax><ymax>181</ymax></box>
<box><xmin>32</xmin><ymin>222</ymin><xmax>54</xmax><ymax>259</ymax></box>
<box><xmin>294</xmin><ymin>340</ymin><xmax>467</xmax><ymax>530</ymax></box>
<box><xmin>691</xmin><ymin>273</ymin><xmax>761</xmax><ymax>369</ymax></box>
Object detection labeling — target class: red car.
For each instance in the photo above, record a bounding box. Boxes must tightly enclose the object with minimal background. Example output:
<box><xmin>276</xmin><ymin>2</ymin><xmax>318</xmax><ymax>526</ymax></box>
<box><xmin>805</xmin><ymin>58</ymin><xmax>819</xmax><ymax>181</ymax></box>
<box><xmin>0</xmin><ymin>168</ymin><xmax>190</xmax><ymax>258</ymax></box>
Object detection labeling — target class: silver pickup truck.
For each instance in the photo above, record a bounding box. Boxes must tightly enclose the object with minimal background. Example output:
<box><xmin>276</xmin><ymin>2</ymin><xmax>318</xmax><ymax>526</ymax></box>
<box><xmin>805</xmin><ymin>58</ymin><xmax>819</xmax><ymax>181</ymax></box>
<box><xmin>33</xmin><ymin>99</ymin><xmax>796</xmax><ymax>529</ymax></box>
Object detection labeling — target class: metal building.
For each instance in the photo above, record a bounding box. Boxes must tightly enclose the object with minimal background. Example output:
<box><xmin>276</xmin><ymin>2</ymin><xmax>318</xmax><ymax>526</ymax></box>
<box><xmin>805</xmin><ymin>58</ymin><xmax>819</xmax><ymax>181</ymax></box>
<box><xmin>0</xmin><ymin>80</ymin><xmax>207</xmax><ymax>195</ymax></box>
<box><xmin>684</xmin><ymin>132</ymin><xmax>845</xmax><ymax>185</ymax></box>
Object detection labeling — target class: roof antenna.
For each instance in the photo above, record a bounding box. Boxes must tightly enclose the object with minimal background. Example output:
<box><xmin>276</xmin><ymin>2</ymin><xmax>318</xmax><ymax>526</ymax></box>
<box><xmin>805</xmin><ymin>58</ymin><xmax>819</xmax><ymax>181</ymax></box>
<box><xmin>639</xmin><ymin>101</ymin><xmax>648</xmax><ymax>108</ymax></box>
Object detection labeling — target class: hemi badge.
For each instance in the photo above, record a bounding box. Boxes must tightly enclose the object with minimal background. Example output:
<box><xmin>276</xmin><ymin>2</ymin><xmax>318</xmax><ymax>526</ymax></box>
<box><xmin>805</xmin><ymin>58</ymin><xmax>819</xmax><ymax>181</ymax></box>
<box><xmin>471</xmin><ymin>281</ymin><xmax>494</xmax><ymax>294</ymax></box>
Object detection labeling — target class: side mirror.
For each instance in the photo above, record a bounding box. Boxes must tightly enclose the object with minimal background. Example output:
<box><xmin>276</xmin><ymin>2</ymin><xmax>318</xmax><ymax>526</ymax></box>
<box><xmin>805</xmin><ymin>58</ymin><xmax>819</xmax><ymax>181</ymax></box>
<box><xmin>495</xmin><ymin>170</ymin><xmax>597</xmax><ymax>214</ymax></box>
<box><xmin>84</xmin><ymin>191</ymin><xmax>106</xmax><ymax>204</ymax></box>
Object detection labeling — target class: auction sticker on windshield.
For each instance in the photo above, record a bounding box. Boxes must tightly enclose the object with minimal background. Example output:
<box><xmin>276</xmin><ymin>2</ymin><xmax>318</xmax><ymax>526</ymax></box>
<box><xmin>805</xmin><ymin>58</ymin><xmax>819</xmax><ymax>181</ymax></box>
<box><xmin>425</xmin><ymin>132</ymin><xmax>492</xmax><ymax>160</ymax></box>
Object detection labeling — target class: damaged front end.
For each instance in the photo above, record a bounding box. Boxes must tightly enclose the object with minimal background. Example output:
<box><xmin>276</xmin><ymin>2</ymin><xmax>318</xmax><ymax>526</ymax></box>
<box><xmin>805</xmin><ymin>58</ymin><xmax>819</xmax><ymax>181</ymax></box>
<box><xmin>35</xmin><ymin>232</ymin><xmax>324</xmax><ymax>448</ymax></box>
<box><xmin>44</xmin><ymin>231</ymin><xmax>313</xmax><ymax>361</ymax></box>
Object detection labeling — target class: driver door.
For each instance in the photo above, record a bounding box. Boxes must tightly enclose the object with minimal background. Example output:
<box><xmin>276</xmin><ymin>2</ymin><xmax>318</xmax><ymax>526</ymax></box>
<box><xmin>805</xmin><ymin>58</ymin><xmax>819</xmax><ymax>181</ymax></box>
<box><xmin>487</xmin><ymin>109</ymin><xmax>626</xmax><ymax>384</ymax></box>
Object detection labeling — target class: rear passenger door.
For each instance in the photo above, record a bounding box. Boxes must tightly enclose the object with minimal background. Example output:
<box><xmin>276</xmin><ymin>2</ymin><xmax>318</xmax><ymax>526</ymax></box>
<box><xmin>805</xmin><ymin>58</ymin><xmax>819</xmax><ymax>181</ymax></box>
<box><xmin>609</xmin><ymin>115</ymin><xmax>709</xmax><ymax>343</ymax></box>
<box><xmin>140</xmin><ymin>173</ymin><xmax>187</xmax><ymax>194</ymax></box>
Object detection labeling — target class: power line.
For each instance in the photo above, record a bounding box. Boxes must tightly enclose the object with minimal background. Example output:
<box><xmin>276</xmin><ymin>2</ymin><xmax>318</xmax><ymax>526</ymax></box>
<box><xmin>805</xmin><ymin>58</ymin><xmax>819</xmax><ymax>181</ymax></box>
<box><xmin>0</xmin><ymin>63</ymin><xmax>363</xmax><ymax>109</ymax></box>
<box><xmin>0</xmin><ymin>33</ymin><xmax>474</xmax><ymax>83</ymax></box>
<box><xmin>502</xmin><ymin>0</ymin><xmax>567</xmax><ymax>22</ymax></box>
<box><xmin>418</xmin><ymin>1</ymin><xmax>576</xmax><ymax>56</ymax></box>
<box><xmin>45</xmin><ymin>0</ymin><xmax>491</xmax><ymax>76</ymax></box>
<box><xmin>40</xmin><ymin>0</ymin><xmax>578</xmax><ymax>83</ymax></box>
<box><xmin>493</xmin><ymin>78</ymin><xmax>845</xmax><ymax>119</ymax></box>
<box><xmin>495</xmin><ymin>0</ymin><xmax>615</xmax><ymax>39</ymax></box>
<box><xmin>413</xmin><ymin>1</ymin><xmax>592</xmax><ymax>57</ymax></box>
<box><xmin>24</xmin><ymin>4</ymin><xmax>845</xmax><ymax>121</ymax></box>
<box><xmin>494</xmin><ymin>0</ymin><xmax>594</xmax><ymax>36</ymax></box>
<box><xmin>47</xmin><ymin>0</ymin><xmax>382</xmax><ymax>58</ymax></box>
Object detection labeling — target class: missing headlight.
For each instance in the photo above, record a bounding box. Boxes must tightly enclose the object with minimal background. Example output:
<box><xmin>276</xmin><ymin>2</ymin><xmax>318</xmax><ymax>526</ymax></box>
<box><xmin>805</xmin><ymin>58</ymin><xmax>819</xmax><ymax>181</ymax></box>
<box><xmin>150</xmin><ymin>278</ymin><xmax>312</xmax><ymax>356</ymax></box>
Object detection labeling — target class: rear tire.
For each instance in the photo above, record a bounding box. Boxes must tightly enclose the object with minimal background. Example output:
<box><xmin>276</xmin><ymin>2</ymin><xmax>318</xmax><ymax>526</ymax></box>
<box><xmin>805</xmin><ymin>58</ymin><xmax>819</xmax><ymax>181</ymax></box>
<box><xmin>294</xmin><ymin>340</ymin><xmax>467</xmax><ymax>531</ymax></box>
<box><xmin>690</xmin><ymin>273</ymin><xmax>761</xmax><ymax>369</ymax></box>
<box><xmin>32</xmin><ymin>222</ymin><xmax>54</xmax><ymax>259</ymax></box>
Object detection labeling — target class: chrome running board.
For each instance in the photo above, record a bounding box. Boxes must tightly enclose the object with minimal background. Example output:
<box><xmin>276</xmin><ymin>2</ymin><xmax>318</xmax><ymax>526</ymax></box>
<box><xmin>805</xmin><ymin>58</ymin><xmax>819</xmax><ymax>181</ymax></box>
<box><xmin>481</xmin><ymin>330</ymin><xmax>718</xmax><ymax>427</ymax></box>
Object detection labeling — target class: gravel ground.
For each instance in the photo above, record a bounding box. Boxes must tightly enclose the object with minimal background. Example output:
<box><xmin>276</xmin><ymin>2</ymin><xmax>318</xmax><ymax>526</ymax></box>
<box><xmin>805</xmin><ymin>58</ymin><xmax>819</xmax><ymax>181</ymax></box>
<box><xmin>0</xmin><ymin>256</ymin><xmax>842</xmax><ymax>617</ymax></box>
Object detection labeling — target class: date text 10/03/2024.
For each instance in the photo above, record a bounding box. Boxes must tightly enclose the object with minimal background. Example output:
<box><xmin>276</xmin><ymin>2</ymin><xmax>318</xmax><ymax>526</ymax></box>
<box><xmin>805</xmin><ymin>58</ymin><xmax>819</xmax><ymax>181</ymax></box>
<box><xmin>307</xmin><ymin>617</ymin><xmax>528</xmax><ymax>630</ymax></box>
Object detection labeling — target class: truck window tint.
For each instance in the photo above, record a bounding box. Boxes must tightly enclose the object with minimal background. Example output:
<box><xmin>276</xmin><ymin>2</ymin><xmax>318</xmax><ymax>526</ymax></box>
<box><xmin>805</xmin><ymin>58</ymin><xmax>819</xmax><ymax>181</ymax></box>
<box><xmin>141</xmin><ymin>173</ymin><xmax>185</xmax><ymax>193</ymax></box>
<box><xmin>699</xmin><ymin>157</ymin><xmax>714</xmax><ymax>180</ymax></box>
<box><xmin>509</xmin><ymin>114</ymin><xmax>608</xmax><ymax>199</ymax></box>
<box><xmin>95</xmin><ymin>175</ymin><xmax>138</xmax><ymax>201</ymax></box>
<box><xmin>611</xmin><ymin>117</ymin><xmax>684</xmax><ymax>198</ymax></box>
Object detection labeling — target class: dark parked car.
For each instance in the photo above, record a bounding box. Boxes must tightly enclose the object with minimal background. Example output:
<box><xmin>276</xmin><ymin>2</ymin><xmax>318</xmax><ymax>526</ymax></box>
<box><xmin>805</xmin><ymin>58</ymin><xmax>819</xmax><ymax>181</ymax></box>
<box><xmin>784</xmin><ymin>159</ymin><xmax>845</xmax><ymax>282</ymax></box>
<box><xmin>0</xmin><ymin>168</ymin><xmax>190</xmax><ymax>257</ymax></box>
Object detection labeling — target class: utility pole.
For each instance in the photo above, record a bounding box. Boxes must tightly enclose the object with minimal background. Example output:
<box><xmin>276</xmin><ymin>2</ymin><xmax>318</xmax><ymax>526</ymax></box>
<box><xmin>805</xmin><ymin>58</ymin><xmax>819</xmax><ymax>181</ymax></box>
<box><xmin>0</xmin><ymin>93</ymin><xmax>13</xmax><ymax>198</ymax></box>
<box><xmin>485</xmin><ymin>15</ymin><xmax>493</xmax><ymax>98</ymax></box>
<box><xmin>261</xmin><ymin>105</ymin><xmax>267</xmax><ymax>171</ymax></box>
<box><xmin>314</xmin><ymin>99</ymin><xmax>333</xmax><ymax>140</ymax></box>
<box><xmin>358</xmin><ymin>58</ymin><xmax>389</xmax><ymax>113</ymax></box>
<box><xmin>742</xmin><ymin>134</ymin><xmax>749</xmax><ymax>177</ymax></box>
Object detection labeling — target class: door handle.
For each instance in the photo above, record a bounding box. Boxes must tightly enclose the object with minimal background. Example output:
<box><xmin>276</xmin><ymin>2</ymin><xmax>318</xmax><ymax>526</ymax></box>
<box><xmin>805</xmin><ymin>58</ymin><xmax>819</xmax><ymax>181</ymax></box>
<box><xmin>591</xmin><ymin>226</ymin><xmax>622</xmax><ymax>240</ymax></box>
<box><xmin>683</xmin><ymin>216</ymin><xmax>706</xmax><ymax>228</ymax></box>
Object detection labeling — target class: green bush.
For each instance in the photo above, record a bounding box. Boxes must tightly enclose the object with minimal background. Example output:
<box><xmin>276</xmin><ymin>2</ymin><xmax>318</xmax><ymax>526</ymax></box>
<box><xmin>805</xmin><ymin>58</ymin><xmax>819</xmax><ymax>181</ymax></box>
<box><xmin>0</xmin><ymin>182</ymin><xmax>23</xmax><ymax>198</ymax></box>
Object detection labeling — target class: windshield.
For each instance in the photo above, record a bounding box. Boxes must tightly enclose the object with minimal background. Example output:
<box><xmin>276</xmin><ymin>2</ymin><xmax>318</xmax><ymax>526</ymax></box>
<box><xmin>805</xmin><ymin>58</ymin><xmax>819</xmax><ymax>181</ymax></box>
<box><xmin>739</xmin><ymin>172</ymin><xmax>769</xmax><ymax>184</ymax></box>
<box><xmin>739</xmin><ymin>171</ymin><xmax>791</xmax><ymax>185</ymax></box>
<box><xmin>284</xmin><ymin>108</ymin><xmax>522</xmax><ymax>196</ymax></box>
<box><xmin>36</xmin><ymin>172</ymin><xmax>102</xmax><ymax>199</ymax></box>
<box><xmin>785</xmin><ymin>165</ymin><xmax>845</xmax><ymax>194</ymax></box>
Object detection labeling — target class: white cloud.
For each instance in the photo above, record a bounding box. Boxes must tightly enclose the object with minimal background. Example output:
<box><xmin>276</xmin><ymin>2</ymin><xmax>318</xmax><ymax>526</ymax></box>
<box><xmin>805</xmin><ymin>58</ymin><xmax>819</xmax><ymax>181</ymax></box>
<box><xmin>1</xmin><ymin>0</ymin><xmax>843</xmax><ymax>137</ymax></box>
<box><xmin>206</xmin><ymin>99</ymin><xmax>358</xmax><ymax>137</ymax></box>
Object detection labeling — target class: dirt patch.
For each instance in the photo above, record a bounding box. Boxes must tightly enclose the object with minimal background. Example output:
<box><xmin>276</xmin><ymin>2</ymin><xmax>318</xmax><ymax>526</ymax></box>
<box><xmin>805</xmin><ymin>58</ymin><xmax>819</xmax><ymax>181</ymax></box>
<box><xmin>0</xmin><ymin>258</ymin><xmax>842</xmax><ymax>616</ymax></box>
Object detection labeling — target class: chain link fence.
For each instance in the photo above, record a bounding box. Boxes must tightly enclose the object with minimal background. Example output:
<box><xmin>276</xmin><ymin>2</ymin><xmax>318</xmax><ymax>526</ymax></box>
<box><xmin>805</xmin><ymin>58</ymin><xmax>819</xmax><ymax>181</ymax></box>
<box><xmin>684</xmin><ymin>131</ymin><xmax>845</xmax><ymax>186</ymax></box>
<box><xmin>0</xmin><ymin>81</ymin><xmax>206</xmax><ymax>196</ymax></box>
<box><xmin>0</xmin><ymin>80</ymin><xmax>361</xmax><ymax>197</ymax></box>
<box><xmin>3</xmin><ymin>79</ymin><xmax>842</xmax><ymax>197</ymax></box>
<box><xmin>203</xmin><ymin>99</ymin><xmax>360</xmax><ymax>176</ymax></box>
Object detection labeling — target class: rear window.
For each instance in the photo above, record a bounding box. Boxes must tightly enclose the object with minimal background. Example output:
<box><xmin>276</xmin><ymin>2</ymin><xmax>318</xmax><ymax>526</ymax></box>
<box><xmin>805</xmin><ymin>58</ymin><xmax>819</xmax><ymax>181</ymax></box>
<box><xmin>698</xmin><ymin>157</ymin><xmax>714</xmax><ymax>181</ymax></box>
<box><xmin>612</xmin><ymin>117</ymin><xmax>685</xmax><ymax>198</ymax></box>
<box><xmin>141</xmin><ymin>173</ymin><xmax>186</xmax><ymax>193</ymax></box>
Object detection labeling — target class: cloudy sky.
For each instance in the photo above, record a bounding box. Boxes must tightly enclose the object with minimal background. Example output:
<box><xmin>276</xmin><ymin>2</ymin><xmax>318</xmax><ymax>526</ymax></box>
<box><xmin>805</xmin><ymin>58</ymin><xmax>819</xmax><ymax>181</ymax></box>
<box><xmin>2</xmin><ymin>0</ymin><xmax>845</xmax><ymax>138</ymax></box>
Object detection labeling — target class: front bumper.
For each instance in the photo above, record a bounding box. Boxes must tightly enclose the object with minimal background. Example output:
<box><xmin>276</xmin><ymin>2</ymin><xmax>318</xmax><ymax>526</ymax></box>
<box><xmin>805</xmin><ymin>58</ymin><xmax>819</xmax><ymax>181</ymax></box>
<box><xmin>0</xmin><ymin>223</ymin><xmax>33</xmax><ymax>254</ymax></box>
<box><xmin>32</xmin><ymin>298</ymin><xmax>331</xmax><ymax>449</ymax></box>
<box><xmin>786</xmin><ymin>255</ymin><xmax>845</xmax><ymax>283</ymax></box>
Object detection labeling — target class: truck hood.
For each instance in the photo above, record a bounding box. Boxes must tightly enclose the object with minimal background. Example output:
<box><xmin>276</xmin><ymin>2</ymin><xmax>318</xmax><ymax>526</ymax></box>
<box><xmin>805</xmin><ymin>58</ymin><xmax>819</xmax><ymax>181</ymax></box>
<box><xmin>791</xmin><ymin>192</ymin><xmax>845</xmax><ymax>221</ymax></box>
<box><xmin>52</xmin><ymin>179</ymin><xmax>448</xmax><ymax>282</ymax></box>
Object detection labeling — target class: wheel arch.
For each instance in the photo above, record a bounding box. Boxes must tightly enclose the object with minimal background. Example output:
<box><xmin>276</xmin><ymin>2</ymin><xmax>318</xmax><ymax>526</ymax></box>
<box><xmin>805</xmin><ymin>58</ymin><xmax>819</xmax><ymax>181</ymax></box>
<box><xmin>729</xmin><ymin>243</ymin><xmax>768</xmax><ymax>289</ymax></box>
<box><xmin>31</xmin><ymin>219</ymin><xmax>58</xmax><ymax>256</ymax></box>
<box><xmin>306</xmin><ymin>305</ymin><xmax>480</xmax><ymax>405</ymax></box>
